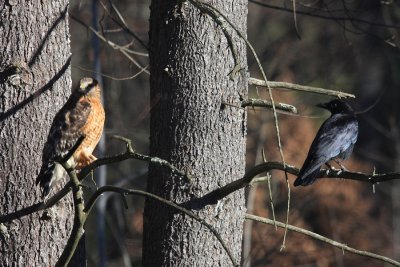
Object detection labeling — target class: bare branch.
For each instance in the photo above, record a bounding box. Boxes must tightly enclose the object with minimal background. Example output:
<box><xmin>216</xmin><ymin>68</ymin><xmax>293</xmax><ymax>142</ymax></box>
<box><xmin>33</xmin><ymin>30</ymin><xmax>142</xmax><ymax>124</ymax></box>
<box><xmin>0</xmin><ymin>136</ymin><xmax>189</xmax><ymax>223</ymax></box>
<box><xmin>2</xmin><ymin>157</ymin><xmax>399</xmax><ymax>224</ymax></box>
<box><xmin>246</xmin><ymin>214</ymin><xmax>400</xmax><ymax>267</ymax></box>
<box><xmin>249</xmin><ymin>77</ymin><xmax>355</xmax><ymax>98</ymax></box>
<box><xmin>83</xmin><ymin>186</ymin><xmax>239</xmax><ymax>266</ymax></box>
<box><xmin>54</xmin><ymin>135</ymin><xmax>89</xmax><ymax>266</ymax></box>
<box><xmin>55</xmin><ymin>169</ymin><xmax>86</xmax><ymax>267</ymax></box>
<box><xmin>241</xmin><ymin>99</ymin><xmax>297</xmax><ymax>114</ymax></box>
<box><xmin>186</xmin><ymin>161</ymin><xmax>400</xmax><ymax>209</ymax></box>
<box><xmin>223</xmin><ymin>99</ymin><xmax>297</xmax><ymax>114</ymax></box>
<box><xmin>78</xmin><ymin>135</ymin><xmax>189</xmax><ymax>179</ymax></box>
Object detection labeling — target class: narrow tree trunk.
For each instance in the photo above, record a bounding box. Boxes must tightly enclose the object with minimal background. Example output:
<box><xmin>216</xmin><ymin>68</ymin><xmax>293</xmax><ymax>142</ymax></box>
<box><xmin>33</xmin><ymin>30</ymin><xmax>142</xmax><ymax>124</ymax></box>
<box><xmin>0</xmin><ymin>2</ymin><xmax>84</xmax><ymax>266</ymax></box>
<box><xmin>143</xmin><ymin>1</ymin><xmax>248</xmax><ymax>265</ymax></box>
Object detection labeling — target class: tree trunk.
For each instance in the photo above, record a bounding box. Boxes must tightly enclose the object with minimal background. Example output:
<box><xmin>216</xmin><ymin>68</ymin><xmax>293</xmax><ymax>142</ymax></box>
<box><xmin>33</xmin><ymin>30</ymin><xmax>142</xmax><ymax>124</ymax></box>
<box><xmin>143</xmin><ymin>1</ymin><xmax>248</xmax><ymax>266</ymax></box>
<box><xmin>0</xmin><ymin>2</ymin><xmax>84</xmax><ymax>266</ymax></box>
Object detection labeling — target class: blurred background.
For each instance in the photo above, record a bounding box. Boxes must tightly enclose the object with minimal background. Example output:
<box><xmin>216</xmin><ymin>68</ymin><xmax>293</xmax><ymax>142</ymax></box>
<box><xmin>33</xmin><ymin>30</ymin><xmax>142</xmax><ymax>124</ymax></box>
<box><xmin>69</xmin><ymin>0</ymin><xmax>400</xmax><ymax>266</ymax></box>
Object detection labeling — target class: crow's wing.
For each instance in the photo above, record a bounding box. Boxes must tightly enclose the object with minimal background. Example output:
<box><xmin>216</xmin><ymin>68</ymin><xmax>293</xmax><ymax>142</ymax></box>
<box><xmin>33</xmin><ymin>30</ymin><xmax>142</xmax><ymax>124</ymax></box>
<box><xmin>296</xmin><ymin>114</ymin><xmax>358</xmax><ymax>182</ymax></box>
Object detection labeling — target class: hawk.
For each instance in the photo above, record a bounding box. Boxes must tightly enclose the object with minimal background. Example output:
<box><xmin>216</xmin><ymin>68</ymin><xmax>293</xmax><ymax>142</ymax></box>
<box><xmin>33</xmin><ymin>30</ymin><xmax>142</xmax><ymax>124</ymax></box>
<box><xmin>36</xmin><ymin>77</ymin><xmax>105</xmax><ymax>197</ymax></box>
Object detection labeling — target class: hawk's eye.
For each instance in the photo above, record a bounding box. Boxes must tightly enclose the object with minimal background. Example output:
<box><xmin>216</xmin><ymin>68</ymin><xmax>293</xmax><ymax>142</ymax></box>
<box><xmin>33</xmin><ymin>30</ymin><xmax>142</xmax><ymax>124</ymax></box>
<box><xmin>85</xmin><ymin>81</ymin><xmax>97</xmax><ymax>92</ymax></box>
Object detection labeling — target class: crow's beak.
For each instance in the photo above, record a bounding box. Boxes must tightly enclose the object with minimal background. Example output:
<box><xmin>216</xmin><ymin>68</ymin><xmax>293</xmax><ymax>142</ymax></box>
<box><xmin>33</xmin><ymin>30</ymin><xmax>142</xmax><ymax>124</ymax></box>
<box><xmin>316</xmin><ymin>103</ymin><xmax>328</xmax><ymax>109</ymax></box>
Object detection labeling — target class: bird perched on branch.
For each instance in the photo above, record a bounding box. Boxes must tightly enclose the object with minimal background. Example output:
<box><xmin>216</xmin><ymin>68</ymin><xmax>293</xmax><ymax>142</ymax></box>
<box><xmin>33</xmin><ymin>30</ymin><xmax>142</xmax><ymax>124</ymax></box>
<box><xmin>294</xmin><ymin>99</ymin><xmax>358</xmax><ymax>187</ymax></box>
<box><xmin>36</xmin><ymin>77</ymin><xmax>105</xmax><ymax>197</ymax></box>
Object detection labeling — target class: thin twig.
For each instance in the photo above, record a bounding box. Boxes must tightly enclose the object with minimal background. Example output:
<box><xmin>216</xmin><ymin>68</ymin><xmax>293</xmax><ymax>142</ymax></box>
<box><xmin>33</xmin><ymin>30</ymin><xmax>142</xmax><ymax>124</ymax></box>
<box><xmin>248</xmin><ymin>0</ymin><xmax>400</xmax><ymax>29</ymax></box>
<box><xmin>245</xmin><ymin>214</ymin><xmax>400</xmax><ymax>267</ymax></box>
<box><xmin>72</xmin><ymin>12</ymin><xmax>147</xmax><ymax>58</ymax></box>
<box><xmin>74</xmin><ymin>64</ymin><xmax>149</xmax><ymax>80</ymax></box>
<box><xmin>97</xmin><ymin>0</ymin><xmax>149</xmax><ymax>50</ymax></box>
<box><xmin>292</xmin><ymin>0</ymin><xmax>301</xmax><ymax>39</ymax></box>
<box><xmin>262</xmin><ymin>149</ymin><xmax>277</xmax><ymax>230</ymax></box>
<box><xmin>69</xmin><ymin>13</ymin><xmax>149</xmax><ymax>74</ymax></box>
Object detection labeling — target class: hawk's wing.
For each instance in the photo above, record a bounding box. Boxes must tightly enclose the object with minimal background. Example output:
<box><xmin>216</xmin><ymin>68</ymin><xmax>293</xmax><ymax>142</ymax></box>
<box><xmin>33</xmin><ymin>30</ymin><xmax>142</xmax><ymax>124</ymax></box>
<box><xmin>42</xmin><ymin>99</ymin><xmax>91</xmax><ymax>162</ymax></box>
<box><xmin>36</xmin><ymin>97</ymin><xmax>91</xmax><ymax>195</ymax></box>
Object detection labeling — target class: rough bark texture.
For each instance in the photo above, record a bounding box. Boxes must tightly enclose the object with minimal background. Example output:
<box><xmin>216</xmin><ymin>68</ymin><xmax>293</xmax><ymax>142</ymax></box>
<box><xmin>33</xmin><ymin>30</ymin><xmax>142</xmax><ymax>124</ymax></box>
<box><xmin>0</xmin><ymin>1</ymin><xmax>84</xmax><ymax>266</ymax></box>
<box><xmin>143</xmin><ymin>0</ymin><xmax>248</xmax><ymax>266</ymax></box>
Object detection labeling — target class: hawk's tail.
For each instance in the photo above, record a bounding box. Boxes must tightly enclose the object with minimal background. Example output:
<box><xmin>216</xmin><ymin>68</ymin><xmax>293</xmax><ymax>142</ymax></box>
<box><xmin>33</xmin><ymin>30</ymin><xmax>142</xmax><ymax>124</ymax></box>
<box><xmin>294</xmin><ymin>168</ymin><xmax>320</xmax><ymax>186</ymax></box>
<box><xmin>36</xmin><ymin>163</ymin><xmax>55</xmax><ymax>198</ymax></box>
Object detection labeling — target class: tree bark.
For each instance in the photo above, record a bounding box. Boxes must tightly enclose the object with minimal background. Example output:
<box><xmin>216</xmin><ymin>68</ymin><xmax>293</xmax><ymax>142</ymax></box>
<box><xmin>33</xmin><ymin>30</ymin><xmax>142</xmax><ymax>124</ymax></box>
<box><xmin>0</xmin><ymin>1</ymin><xmax>84</xmax><ymax>266</ymax></box>
<box><xmin>143</xmin><ymin>0</ymin><xmax>248</xmax><ymax>266</ymax></box>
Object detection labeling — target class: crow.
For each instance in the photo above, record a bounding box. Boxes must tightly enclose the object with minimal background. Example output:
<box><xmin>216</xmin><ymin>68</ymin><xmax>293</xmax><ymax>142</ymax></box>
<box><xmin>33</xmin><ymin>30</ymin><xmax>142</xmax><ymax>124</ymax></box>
<box><xmin>294</xmin><ymin>99</ymin><xmax>358</xmax><ymax>186</ymax></box>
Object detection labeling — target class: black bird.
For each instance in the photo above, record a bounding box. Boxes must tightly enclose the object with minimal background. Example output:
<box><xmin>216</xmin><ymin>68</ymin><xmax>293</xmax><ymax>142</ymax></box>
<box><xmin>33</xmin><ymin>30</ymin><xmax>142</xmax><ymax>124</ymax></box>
<box><xmin>294</xmin><ymin>99</ymin><xmax>358</xmax><ymax>186</ymax></box>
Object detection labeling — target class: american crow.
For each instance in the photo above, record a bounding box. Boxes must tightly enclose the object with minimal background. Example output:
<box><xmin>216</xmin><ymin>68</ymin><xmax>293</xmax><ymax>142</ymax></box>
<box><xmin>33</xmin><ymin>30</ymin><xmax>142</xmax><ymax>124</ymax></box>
<box><xmin>294</xmin><ymin>99</ymin><xmax>358</xmax><ymax>186</ymax></box>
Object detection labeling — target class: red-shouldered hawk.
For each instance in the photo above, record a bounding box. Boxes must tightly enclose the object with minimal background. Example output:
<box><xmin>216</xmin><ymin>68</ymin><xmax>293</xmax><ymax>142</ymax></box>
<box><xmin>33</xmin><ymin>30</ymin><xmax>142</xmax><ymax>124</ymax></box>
<box><xmin>36</xmin><ymin>77</ymin><xmax>105</xmax><ymax>198</ymax></box>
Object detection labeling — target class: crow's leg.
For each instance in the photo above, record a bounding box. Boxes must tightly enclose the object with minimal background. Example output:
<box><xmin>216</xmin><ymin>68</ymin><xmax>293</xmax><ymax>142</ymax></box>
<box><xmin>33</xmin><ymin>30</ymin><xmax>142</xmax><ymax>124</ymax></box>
<box><xmin>323</xmin><ymin>162</ymin><xmax>337</xmax><ymax>175</ymax></box>
<box><xmin>324</xmin><ymin>162</ymin><xmax>332</xmax><ymax>169</ymax></box>
<box><xmin>324</xmin><ymin>162</ymin><xmax>338</xmax><ymax>170</ymax></box>
<box><xmin>334</xmin><ymin>159</ymin><xmax>349</xmax><ymax>172</ymax></box>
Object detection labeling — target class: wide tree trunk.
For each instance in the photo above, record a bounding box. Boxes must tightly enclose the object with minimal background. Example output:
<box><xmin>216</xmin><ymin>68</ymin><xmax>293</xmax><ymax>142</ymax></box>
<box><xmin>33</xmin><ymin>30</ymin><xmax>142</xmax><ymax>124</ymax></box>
<box><xmin>0</xmin><ymin>2</ymin><xmax>84</xmax><ymax>266</ymax></box>
<box><xmin>143</xmin><ymin>0</ymin><xmax>248</xmax><ymax>266</ymax></box>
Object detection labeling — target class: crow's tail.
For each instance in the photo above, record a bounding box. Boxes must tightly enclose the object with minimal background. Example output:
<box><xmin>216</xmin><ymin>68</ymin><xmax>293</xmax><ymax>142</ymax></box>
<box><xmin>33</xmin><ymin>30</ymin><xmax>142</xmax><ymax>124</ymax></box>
<box><xmin>294</xmin><ymin>168</ymin><xmax>320</xmax><ymax>186</ymax></box>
